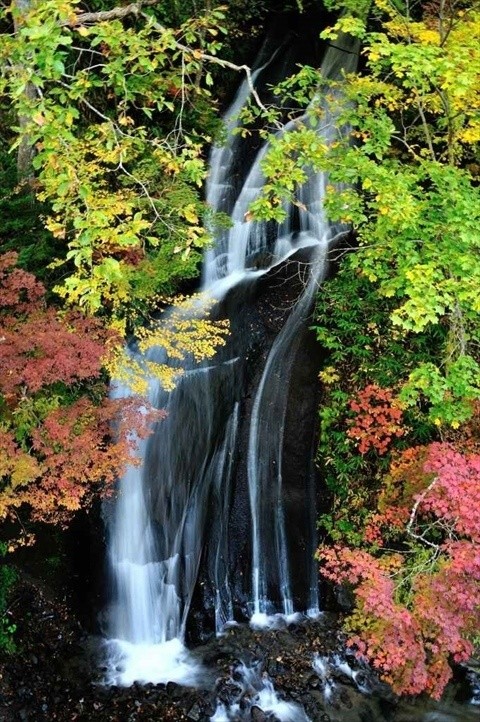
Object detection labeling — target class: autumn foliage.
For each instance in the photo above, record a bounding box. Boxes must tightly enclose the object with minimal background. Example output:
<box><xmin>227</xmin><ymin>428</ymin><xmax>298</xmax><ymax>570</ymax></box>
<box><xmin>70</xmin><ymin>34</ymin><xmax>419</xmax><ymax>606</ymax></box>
<box><xmin>0</xmin><ymin>253</ymin><xmax>110</xmax><ymax>397</ymax></box>
<box><xmin>318</xmin><ymin>441</ymin><xmax>480</xmax><ymax>698</ymax></box>
<box><xmin>0</xmin><ymin>253</ymin><xmax>158</xmax><ymax>545</ymax></box>
<box><xmin>346</xmin><ymin>384</ymin><xmax>404</xmax><ymax>455</ymax></box>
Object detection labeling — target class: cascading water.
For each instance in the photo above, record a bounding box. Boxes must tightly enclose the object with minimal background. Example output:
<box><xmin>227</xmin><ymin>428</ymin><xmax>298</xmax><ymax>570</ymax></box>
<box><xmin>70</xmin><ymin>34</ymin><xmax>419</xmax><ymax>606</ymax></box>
<box><xmin>247</xmin><ymin>36</ymin><xmax>358</xmax><ymax>622</ymax></box>
<box><xmin>103</xmin><ymin>28</ymin><xmax>359</xmax><ymax>686</ymax></box>
<box><xmin>210</xmin><ymin>662</ymin><xmax>310</xmax><ymax>722</ymax></box>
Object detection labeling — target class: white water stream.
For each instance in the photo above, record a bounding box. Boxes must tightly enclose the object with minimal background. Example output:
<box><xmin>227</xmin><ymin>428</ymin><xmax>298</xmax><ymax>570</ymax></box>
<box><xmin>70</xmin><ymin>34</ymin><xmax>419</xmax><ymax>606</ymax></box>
<box><xmin>246</xmin><ymin>35</ymin><xmax>358</xmax><ymax>620</ymax></box>
<box><xmin>210</xmin><ymin>662</ymin><xmax>311</xmax><ymax>722</ymax></box>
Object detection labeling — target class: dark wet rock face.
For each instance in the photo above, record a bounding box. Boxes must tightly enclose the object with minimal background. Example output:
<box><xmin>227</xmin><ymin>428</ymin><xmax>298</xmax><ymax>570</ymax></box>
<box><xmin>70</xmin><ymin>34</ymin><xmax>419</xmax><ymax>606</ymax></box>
<box><xmin>2</xmin><ymin>578</ymin><xmax>479</xmax><ymax>722</ymax></box>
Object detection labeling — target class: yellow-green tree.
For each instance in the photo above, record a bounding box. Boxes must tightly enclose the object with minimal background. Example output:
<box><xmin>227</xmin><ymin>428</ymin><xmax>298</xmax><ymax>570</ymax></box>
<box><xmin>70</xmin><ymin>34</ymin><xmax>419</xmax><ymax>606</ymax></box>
<box><xmin>0</xmin><ymin>0</ymin><xmax>233</xmax><ymax>325</ymax></box>
<box><xmin>250</xmin><ymin>0</ymin><xmax>480</xmax><ymax>426</ymax></box>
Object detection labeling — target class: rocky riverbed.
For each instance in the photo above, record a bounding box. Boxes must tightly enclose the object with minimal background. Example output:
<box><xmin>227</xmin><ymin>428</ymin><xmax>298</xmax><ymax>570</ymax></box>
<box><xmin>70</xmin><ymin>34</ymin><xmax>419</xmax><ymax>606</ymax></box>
<box><xmin>1</xmin><ymin>577</ymin><xmax>479</xmax><ymax>722</ymax></box>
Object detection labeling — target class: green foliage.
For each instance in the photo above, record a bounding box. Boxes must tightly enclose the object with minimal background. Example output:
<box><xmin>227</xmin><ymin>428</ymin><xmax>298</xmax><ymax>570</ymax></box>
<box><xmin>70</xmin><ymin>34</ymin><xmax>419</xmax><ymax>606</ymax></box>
<box><xmin>289</xmin><ymin>2</ymin><xmax>479</xmax><ymax>548</ymax></box>
<box><xmin>0</xmin><ymin>0</ymin><xmax>229</xmax><ymax>328</ymax></box>
<box><xmin>0</xmin><ymin>543</ymin><xmax>17</xmax><ymax>653</ymax></box>
<box><xmin>315</xmin><ymin>267</ymin><xmax>447</xmax><ymax>390</ymax></box>
<box><xmin>247</xmin><ymin>0</ymin><xmax>480</xmax><ymax>429</ymax></box>
<box><xmin>0</xmin><ymin>145</ymin><xmax>64</xmax><ymax>286</ymax></box>
<box><xmin>303</xmin><ymin>5</ymin><xmax>480</xmax><ymax>692</ymax></box>
<box><xmin>323</xmin><ymin>0</ymin><xmax>371</xmax><ymax>14</ymax></box>
<box><xmin>0</xmin><ymin>2</ymin><xmax>237</xmax><ymax>563</ymax></box>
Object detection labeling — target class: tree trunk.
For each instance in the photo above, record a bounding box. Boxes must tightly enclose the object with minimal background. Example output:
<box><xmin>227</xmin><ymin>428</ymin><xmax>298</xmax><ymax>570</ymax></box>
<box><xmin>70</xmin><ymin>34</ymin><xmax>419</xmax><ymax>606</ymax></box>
<box><xmin>13</xmin><ymin>0</ymin><xmax>37</xmax><ymax>182</ymax></box>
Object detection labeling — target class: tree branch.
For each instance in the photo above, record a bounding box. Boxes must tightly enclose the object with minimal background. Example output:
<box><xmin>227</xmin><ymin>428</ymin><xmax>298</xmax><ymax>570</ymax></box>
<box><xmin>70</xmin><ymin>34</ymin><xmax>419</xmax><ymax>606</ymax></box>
<box><xmin>140</xmin><ymin>13</ymin><xmax>280</xmax><ymax>126</ymax></box>
<box><xmin>413</xmin><ymin>89</ymin><xmax>436</xmax><ymax>161</ymax></box>
<box><xmin>406</xmin><ymin>476</ymin><xmax>440</xmax><ymax>550</ymax></box>
<box><xmin>61</xmin><ymin>0</ymin><xmax>278</xmax><ymax>124</ymax></box>
<box><xmin>64</xmin><ymin>0</ymin><xmax>161</xmax><ymax>26</ymax></box>
<box><xmin>13</xmin><ymin>0</ymin><xmax>37</xmax><ymax>181</ymax></box>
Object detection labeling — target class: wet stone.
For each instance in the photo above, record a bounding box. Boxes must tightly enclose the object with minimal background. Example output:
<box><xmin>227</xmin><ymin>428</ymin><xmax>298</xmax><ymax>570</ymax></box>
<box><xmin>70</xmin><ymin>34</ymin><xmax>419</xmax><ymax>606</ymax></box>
<box><xmin>307</xmin><ymin>673</ymin><xmax>320</xmax><ymax>688</ymax></box>
<box><xmin>187</xmin><ymin>701</ymin><xmax>202</xmax><ymax>720</ymax></box>
<box><xmin>266</xmin><ymin>660</ymin><xmax>282</xmax><ymax>676</ymax></box>
<box><xmin>338</xmin><ymin>685</ymin><xmax>356</xmax><ymax>709</ymax></box>
<box><xmin>354</xmin><ymin>671</ymin><xmax>370</xmax><ymax>690</ymax></box>
<box><xmin>202</xmin><ymin>695</ymin><xmax>217</xmax><ymax>717</ymax></box>
<box><xmin>166</xmin><ymin>681</ymin><xmax>184</xmax><ymax>699</ymax></box>
<box><xmin>251</xmin><ymin>706</ymin><xmax>269</xmax><ymax>722</ymax></box>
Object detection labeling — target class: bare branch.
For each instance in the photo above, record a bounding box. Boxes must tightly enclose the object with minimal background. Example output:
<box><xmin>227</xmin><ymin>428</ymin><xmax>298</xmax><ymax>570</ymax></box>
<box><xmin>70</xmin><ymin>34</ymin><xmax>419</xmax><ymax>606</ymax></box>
<box><xmin>64</xmin><ymin>0</ymin><xmax>161</xmax><ymax>26</ymax></box>
<box><xmin>406</xmin><ymin>476</ymin><xmax>441</xmax><ymax>550</ymax></box>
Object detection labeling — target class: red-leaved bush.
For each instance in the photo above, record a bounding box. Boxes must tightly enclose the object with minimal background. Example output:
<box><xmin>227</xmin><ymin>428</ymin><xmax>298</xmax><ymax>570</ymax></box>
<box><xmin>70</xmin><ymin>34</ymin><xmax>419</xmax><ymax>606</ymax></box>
<box><xmin>318</xmin><ymin>442</ymin><xmax>480</xmax><ymax>699</ymax></box>
<box><xmin>0</xmin><ymin>252</ymin><xmax>111</xmax><ymax>401</ymax></box>
<box><xmin>0</xmin><ymin>253</ymin><xmax>160</xmax><ymax>544</ymax></box>
<box><xmin>347</xmin><ymin>384</ymin><xmax>404</xmax><ymax>455</ymax></box>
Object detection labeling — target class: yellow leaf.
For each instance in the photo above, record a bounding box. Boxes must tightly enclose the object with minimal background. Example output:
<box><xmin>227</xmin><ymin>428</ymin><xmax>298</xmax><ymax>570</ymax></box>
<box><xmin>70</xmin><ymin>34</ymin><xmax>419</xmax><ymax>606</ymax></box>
<box><xmin>32</xmin><ymin>112</ymin><xmax>45</xmax><ymax>126</ymax></box>
<box><xmin>183</xmin><ymin>204</ymin><xmax>199</xmax><ymax>224</ymax></box>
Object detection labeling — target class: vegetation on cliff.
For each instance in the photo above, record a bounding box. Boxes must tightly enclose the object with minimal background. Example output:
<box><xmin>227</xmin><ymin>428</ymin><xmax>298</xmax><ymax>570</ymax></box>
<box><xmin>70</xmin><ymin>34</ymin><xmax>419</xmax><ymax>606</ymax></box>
<box><xmin>310</xmin><ymin>0</ymin><xmax>480</xmax><ymax>698</ymax></box>
<box><xmin>0</xmin><ymin>0</ymin><xmax>239</xmax><ymax>650</ymax></box>
<box><xmin>244</xmin><ymin>0</ymin><xmax>480</xmax><ymax>698</ymax></box>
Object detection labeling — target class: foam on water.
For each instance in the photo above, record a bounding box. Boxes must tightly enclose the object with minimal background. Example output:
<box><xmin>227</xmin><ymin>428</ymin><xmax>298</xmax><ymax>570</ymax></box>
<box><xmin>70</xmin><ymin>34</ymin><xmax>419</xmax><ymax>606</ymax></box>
<box><xmin>256</xmin><ymin>682</ymin><xmax>310</xmax><ymax>721</ymax></box>
<box><xmin>103</xmin><ymin>637</ymin><xmax>201</xmax><ymax>687</ymax></box>
<box><xmin>312</xmin><ymin>653</ymin><xmax>336</xmax><ymax>702</ymax></box>
<box><xmin>210</xmin><ymin>702</ymin><xmax>241</xmax><ymax>721</ymax></box>
<box><xmin>312</xmin><ymin>653</ymin><xmax>329</xmax><ymax>677</ymax></box>
<box><xmin>312</xmin><ymin>651</ymin><xmax>373</xmax><ymax>699</ymax></box>
<box><xmin>209</xmin><ymin>663</ymin><xmax>310</xmax><ymax>722</ymax></box>
<box><xmin>250</xmin><ymin>611</ymin><xmax>304</xmax><ymax>630</ymax></box>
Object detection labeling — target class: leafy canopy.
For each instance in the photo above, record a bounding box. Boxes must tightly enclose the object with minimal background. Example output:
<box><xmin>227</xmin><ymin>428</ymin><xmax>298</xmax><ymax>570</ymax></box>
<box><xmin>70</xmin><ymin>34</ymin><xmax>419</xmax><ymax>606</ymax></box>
<box><xmin>248</xmin><ymin>0</ymin><xmax>480</xmax><ymax>427</ymax></box>
<box><xmin>0</xmin><ymin>0</ymin><xmax>229</xmax><ymax>326</ymax></box>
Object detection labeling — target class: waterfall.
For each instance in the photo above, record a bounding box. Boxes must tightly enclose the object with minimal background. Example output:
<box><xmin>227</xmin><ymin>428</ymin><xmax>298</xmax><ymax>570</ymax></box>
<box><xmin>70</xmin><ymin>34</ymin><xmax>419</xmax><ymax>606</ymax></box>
<box><xmin>104</xmin><ymin>30</ymin><xmax>358</xmax><ymax>685</ymax></box>
<box><xmin>247</xmin><ymin>36</ymin><xmax>359</xmax><ymax>620</ymax></box>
